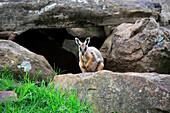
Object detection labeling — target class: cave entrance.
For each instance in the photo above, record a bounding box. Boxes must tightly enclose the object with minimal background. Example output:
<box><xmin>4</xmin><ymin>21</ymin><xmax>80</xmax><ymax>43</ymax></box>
<box><xmin>7</xmin><ymin>27</ymin><xmax>106</xmax><ymax>74</ymax></box>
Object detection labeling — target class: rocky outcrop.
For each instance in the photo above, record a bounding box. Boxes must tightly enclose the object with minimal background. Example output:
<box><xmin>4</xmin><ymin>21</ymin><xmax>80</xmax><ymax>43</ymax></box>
<box><xmin>0</xmin><ymin>0</ymin><xmax>161</xmax><ymax>31</ymax></box>
<box><xmin>100</xmin><ymin>18</ymin><xmax>170</xmax><ymax>74</ymax></box>
<box><xmin>66</xmin><ymin>27</ymin><xmax>106</xmax><ymax>39</ymax></box>
<box><xmin>53</xmin><ymin>70</ymin><xmax>170</xmax><ymax>113</ymax></box>
<box><xmin>0</xmin><ymin>40</ymin><xmax>55</xmax><ymax>81</ymax></box>
<box><xmin>0</xmin><ymin>91</ymin><xmax>18</xmax><ymax>103</ymax></box>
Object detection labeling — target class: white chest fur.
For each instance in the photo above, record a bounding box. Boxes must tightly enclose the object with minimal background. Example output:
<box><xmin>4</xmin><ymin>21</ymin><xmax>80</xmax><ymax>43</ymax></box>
<box><xmin>82</xmin><ymin>55</ymin><xmax>88</xmax><ymax>62</ymax></box>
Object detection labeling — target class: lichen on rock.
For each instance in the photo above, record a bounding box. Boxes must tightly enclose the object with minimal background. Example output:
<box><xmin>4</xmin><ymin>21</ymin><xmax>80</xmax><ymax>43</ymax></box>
<box><xmin>0</xmin><ymin>39</ymin><xmax>55</xmax><ymax>81</ymax></box>
<box><xmin>17</xmin><ymin>61</ymin><xmax>32</xmax><ymax>72</ymax></box>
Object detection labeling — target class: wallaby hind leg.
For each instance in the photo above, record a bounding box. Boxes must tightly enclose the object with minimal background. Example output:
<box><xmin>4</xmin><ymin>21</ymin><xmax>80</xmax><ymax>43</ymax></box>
<box><xmin>97</xmin><ymin>62</ymin><xmax>104</xmax><ymax>71</ymax></box>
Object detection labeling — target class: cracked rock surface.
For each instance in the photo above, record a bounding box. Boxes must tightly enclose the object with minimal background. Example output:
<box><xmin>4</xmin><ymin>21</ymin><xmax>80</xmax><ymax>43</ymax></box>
<box><xmin>100</xmin><ymin>17</ymin><xmax>170</xmax><ymax>73</ymax></box>
<box><xmin>53</xmin><ymin>70</ymin><xmax>170</xmax><ymax>113</ymax></box>
<box><xmin>0</xmin><ymin>0</ymin><xmax>161</xmax><ymax>31</ymax></box>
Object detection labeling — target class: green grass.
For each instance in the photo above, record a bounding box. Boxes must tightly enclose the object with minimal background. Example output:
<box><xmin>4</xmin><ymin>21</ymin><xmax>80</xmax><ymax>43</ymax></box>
<box><xmin>0</xmin><ymin>67</ymin><xmax>93</xmax><ymax>113</ymax></box>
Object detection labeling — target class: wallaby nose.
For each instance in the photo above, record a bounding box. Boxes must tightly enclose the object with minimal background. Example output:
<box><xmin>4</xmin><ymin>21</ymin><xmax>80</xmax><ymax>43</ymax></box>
<box><xmin>82</xmin><ymin>52</ymin><xmax>84</xmax><ymax>55</ymax></box>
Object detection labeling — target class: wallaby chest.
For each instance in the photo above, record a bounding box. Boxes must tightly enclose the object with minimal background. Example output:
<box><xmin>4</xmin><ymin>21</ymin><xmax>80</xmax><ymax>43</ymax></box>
<box><xmin>81</xmin><ymin>52</ymin><xmax>95</xmax><ymax>63</ymax></box>
<box><xmin>82</xmin><ymin>55</ymin><xmax>88</xmax><ymax>62</ymax></box>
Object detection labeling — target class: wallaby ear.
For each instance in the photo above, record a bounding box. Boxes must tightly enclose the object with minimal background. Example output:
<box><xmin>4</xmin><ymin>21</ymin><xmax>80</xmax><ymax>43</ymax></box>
<box><xmin>75</xmin><ymin>37</ymin><xmax>80</xmax><ymax>46</ymax></box>
<box><xmin>85</xmin><ymin>37</ymin><xmax>90</xmax><ymax>45</ymax></box>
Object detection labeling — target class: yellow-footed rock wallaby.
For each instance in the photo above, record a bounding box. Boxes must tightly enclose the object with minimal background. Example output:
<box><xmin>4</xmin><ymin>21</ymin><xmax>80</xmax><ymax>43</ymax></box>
<box><xmin>75</xmin><ymin>37</ymin><xmax>104</xmax><ymax>73</ymax></box>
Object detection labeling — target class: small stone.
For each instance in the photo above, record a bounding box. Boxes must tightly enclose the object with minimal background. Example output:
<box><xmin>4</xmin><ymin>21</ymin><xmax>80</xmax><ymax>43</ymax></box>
<box><xmin>0</xmin><ymin>91</ymin><xmax>18</xmax><ymax>103</ymax></box>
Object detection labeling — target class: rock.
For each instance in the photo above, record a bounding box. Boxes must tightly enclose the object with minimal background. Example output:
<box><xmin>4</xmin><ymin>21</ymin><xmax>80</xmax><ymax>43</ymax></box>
<box><xmin>104</xmin><ymin>25</ymin><xmax>116</xmax><ymax>37</ymax></box>
<box><xmin>160</xmin><ymin>27</ymin><xmax>170</xmax><ymax>39</ymax></box>
<box><xmin>0</xmin><ymin>31</ymin><xmax>13</xmax><ymax>39</ymax></box>
<box><xmin>100</xmin><ymin>17</ymin><xmax>170</xmax><ymax>74</ymax></box>
<box><xmin>8</xmin><ymin>31</ymin><xmax>24</xmax><ymax>40</ymax></box>
<box><xmin>66</xmin><ymin>27</ymin><xmax>106</xmax><ymax>39</ymax></box>
<box><xmin>0</xmin><ymin>40</ymin><xmax>55</xmax><ymax>81</ymax></box>
<box><xmin>0</xmin><ymin>0</ymin><xmax>160</xmax><ymax>31</ymax></box>
<box><xmin>62</xmin><ymin>39</ymin><xmax>79</xmax><ymax>57</ymax></box>
<box><xmin>0</xmin><ymin>91</ymin><xmax>18</xmax><ymax>103</ymax></box>
<box><xmin>53</xmin><ymin>70</ymin><xmax>170</xmax><ymax>113</ymax></box>
<box><xmin>0</xmin><ymin>31</ymin><xmax>24</xmax><ymax>40</ymax></box>
<box><xmin>149</xmin><ymin>0</ymin><xmax>170</xmax><ymax>29</ymax></box>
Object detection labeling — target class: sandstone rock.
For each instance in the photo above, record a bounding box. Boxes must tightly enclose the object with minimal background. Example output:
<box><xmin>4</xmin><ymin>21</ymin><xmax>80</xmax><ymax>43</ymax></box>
<box><xmin>8</xmin><ymin>31</ymin><xmax>24</xmax><ymax>40</ymax></box>
<box><xmin>100</xmin><ymin>18</ymin><xmax>170</xmax><ymax>74</ymax></box>
<box><xmin>0</xmin><ymin>40</ymin><xmax>55</xmax><ymax>81</ymax></box>
<box><xmin>66</xmin><ymin>27</ymin><xmax>106</xmax><ymax>39</ymax></box>
<box><xmin>0</xmin><ymin>0</ymin><xmax>160</xmax><ymax>31</ymax></box>
<box><xmin>149</xmin><ymin>0</ymin><xmax>170</xmax><ymax>29</ymax></box>
<box><xmin>0</xmin><ymin>31</ymin><xmax>13</xmax><ymax>39</ymax></box>
<box><xmin>104</xmin><ymin>25</ymin><xmax>116</xmax><ymax>37</ymax></box>
<box><xmin>63</xmin><ymin>39</ymin><xmax>79</xmax><ymax>57</ymax></box>
<box><xmin>0</xmin><ymin>91</ymin><xmax>18</xmax><ymax>103</ymax></box>
<box><xmin>53</xmin><ymin>70</ymin><xmax>170</xmax><ymax>113</ymax></box>
<box><xmin>0</xmin><ymin>31</ymin><xmax>24</xmax><ymax>42</ymax></box>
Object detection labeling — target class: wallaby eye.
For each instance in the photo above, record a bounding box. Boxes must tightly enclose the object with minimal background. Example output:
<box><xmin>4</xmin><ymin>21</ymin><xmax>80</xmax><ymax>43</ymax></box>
<box><xmin>85</xmin><ymin>48</ymin><xmax>87</xmax><ymax>51</ymax></box>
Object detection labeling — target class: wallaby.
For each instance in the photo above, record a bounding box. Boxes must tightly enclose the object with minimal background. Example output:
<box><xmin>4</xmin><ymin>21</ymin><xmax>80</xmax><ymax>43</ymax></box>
<box><xmin>75</xmin><ymin>37</ymin><xmax>104</xmax><ymax>72</ymax></box>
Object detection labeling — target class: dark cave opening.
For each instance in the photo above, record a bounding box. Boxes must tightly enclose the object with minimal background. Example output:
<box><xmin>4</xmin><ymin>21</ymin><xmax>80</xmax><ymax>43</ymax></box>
<box><xmin>7</xmin><ymin>27</ymin><xmax>107</xmax><ymax>74</ymax></box>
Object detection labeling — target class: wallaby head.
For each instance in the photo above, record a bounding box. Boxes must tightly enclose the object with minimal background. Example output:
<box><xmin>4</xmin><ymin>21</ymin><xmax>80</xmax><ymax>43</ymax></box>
<box><xmin>75</xmin><ymin>37</ymin><xmax>90</xmax><ymax>56</ymax></box>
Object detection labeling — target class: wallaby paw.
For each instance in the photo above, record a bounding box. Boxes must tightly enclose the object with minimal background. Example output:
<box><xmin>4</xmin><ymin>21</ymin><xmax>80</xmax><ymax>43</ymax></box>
<box><xmin>85</xmin><ymin>64</ymin><xmax>89</xmax><ymax>68</ymax></box>
<box><xmin>82</xmin><ymin>65</ymin><xmax>86</xmax><ymax>69</ymax></box>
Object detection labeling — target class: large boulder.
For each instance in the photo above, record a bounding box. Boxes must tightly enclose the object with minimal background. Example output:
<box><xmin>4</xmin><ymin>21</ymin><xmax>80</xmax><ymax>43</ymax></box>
<box><xmin>0</xmin><ymin>40</ymin><xmax>55</xmax><ymax>81</ymax></box>
<box><xmin>100</xmin><ymin>18</ymin><xmax>170</xmax><ymax>74</ymax></box>
<box><xmin>0</xmin><ymin>0</ymin><xmax>161</xmax><ymax>31</ymax></box>
<box><xmin>53</xmin><ymin>70</ymin><xmax>170</xmax><ymax>113</ymax></box>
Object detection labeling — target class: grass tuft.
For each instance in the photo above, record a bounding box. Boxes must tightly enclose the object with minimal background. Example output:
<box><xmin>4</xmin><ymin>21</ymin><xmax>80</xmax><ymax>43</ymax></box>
<box><xmin>0</xmin><ymin>67</ymin><xmax>93</xmax><ymax>113</ymax></box>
